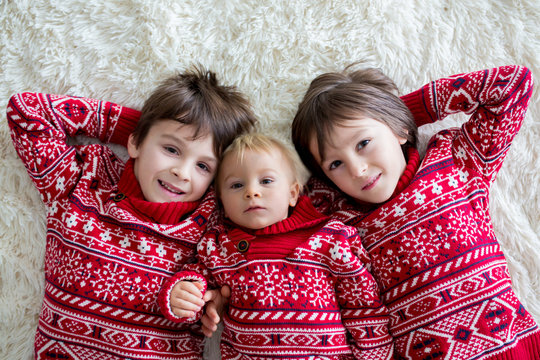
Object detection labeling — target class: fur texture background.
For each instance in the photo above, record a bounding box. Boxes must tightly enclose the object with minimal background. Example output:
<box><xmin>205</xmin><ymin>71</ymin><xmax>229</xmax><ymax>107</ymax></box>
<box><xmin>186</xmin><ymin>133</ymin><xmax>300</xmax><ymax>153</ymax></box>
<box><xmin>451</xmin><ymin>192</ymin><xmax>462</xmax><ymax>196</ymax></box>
<box><xmin>0</xmin><ymin>1</ymin><xmax>538</xmax><ymax>359</ymax></box>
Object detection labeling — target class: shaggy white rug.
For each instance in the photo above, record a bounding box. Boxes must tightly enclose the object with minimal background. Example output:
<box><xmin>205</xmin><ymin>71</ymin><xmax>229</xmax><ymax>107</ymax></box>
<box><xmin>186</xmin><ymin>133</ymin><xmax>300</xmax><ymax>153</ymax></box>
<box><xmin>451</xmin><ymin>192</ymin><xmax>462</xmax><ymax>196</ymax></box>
<box><xmin>0</xmin><ymin>1</ymin><xmax>538</xmax><ymax>359</ymax></box>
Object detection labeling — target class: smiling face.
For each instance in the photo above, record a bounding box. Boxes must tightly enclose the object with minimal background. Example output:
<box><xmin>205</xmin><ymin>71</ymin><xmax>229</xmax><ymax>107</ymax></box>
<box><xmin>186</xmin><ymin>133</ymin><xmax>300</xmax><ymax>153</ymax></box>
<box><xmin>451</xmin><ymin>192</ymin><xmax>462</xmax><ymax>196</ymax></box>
<box><xmin>218</xmin><ymin>147</ymin><xmax>300</xmax><ymax>230</ymax></box>
<box><xmin>309</xmin><ymin>117</ymin><xmax>407</xmax><ymax>204</ymax></box>
<box><xmin>127</xmin><ymin>120</ymin><xmax>217</xmax><ymax>203</ymax></box>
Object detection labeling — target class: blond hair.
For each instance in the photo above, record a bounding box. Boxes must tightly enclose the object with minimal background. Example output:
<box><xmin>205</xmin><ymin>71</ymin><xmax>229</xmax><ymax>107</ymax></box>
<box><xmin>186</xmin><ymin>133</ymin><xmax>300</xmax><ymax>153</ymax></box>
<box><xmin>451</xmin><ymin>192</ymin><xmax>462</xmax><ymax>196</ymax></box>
<box><xmin>216</xmin><ymin>133</ymin><xmax>304</xmax><ymax>192</ymax></box>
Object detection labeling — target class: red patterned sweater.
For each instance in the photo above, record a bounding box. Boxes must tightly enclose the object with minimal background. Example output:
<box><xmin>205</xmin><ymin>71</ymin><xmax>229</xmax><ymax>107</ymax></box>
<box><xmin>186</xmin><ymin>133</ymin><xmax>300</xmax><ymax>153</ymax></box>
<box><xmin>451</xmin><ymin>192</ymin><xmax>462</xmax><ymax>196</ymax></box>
<box><xmin>7</xmin><ymin>93</ymin><xmax>215</xmax><ymax>360</ymax></box>
<box><xmin>159</xmin><ymin>196</ymin><xmax>394</xmax><ymax>359</ymax></box>
<box><xmin>307</xmin><ymin>65</ymin><xmax>540</xmax><ymax>359</ymax></box>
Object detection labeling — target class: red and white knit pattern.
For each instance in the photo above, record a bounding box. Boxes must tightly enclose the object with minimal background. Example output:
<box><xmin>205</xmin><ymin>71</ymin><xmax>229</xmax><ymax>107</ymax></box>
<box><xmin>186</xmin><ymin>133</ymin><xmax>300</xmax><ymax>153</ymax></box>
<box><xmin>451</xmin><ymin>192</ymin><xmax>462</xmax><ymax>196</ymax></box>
<box><xmin>308</xmin><ymin>65</ymin><xmax>540</xmax><ymax>359</ymax></box>
<box><xmin>7</xmin><ymin>93</ymin><xmax>215</xmax><ymax>360</ymax></box>
<box><xmin>160</xmin><ymin>196</ymin><xmax>394</xmax><ymax>359</ymax></box>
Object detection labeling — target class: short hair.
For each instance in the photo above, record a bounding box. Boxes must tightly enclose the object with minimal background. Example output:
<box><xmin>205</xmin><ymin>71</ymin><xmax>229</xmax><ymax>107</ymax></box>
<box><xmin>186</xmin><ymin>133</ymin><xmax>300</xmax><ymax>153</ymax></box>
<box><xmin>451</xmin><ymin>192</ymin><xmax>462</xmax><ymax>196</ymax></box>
<box><xmin>130</xmin><ymin>65</ymin><xmax>257</xmax><ymax>157</ymax></box>
<box><xmin>292</xmin><ymin>65</ymin><xmax>417</xmax><ymax>179</ymax></box>
<box><xmin>216</xmin><ymin>133</ymin><xmax>304</xmax><ymax>194</ymax></box>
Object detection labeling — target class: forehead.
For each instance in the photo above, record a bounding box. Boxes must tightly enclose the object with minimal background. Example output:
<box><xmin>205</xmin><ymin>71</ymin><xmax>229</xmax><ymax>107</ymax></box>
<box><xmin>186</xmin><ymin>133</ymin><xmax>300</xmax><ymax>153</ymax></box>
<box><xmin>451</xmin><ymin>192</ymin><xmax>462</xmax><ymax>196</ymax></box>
<box><xmin>220</xmin><ymin>147</ymin><xmax>292</xmax><ymax>178</ymax></box>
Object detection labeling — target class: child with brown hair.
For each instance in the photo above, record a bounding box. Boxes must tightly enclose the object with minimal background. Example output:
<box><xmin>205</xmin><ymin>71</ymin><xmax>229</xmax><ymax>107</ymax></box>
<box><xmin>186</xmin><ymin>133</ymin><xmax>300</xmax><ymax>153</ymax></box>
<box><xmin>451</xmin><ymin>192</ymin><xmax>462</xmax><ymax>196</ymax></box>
<box><xmin>292</xmin><ymin>64</ymin><xmax>540</xmax><ymax>359</ymax></box>
<box><xmin>158</xmin><ymin>133</ymin><xmax>394</xmax><ymax>359</ymax></box>
<box><xmin>6</xmin><ymin>66</ymin><xmax>256</xmax><ymax>359</ymax></box>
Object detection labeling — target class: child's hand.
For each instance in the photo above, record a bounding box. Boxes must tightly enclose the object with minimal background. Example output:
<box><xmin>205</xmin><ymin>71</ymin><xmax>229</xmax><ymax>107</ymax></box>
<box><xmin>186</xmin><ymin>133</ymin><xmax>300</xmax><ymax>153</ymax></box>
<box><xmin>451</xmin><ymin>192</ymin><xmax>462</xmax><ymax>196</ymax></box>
<box><xmin>200</xmin><ymin>285</ymin><xmax>231</xmax><ymax>337</ymax></box>
<box><xmin>169</xmin><ymin>280</ymin><xmax>206</xmax><ymax>319</ymax></box>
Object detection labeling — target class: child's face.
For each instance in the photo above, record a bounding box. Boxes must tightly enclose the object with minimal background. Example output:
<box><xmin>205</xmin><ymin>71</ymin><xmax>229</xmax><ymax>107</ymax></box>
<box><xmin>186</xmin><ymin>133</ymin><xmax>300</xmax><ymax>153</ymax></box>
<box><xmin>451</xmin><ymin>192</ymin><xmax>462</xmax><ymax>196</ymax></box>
<box><xmin>218</xmin><ymin>148</ymin><xmax>300</xmax><ymax>230</ymax></box>
<box><xmin>309</xmin><ymin>117</ymin><xmax>407</xmax><ymax>204</ymax></box>
<box><xmin>127</xmin><ymin>120</ymin><xmax>217</xmax><ymax>203</ymax></box>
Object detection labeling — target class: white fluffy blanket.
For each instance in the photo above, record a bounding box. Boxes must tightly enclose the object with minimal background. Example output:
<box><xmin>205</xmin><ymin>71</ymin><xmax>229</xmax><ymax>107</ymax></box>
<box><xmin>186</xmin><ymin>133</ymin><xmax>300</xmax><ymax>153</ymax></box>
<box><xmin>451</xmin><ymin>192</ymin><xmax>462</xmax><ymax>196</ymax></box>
<box><xmin>1</xmin><ymin>1</ymin><xmax>538</xmax><ymax>359</ymax></box>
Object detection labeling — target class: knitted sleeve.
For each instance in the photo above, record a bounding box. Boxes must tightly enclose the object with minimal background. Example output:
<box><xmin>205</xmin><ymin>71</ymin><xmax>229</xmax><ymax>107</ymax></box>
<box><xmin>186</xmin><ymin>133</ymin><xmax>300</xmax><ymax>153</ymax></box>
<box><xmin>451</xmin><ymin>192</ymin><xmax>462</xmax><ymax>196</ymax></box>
<box><xmin>401</xmin><ymin>65</ymin><xmax>533</xmax><ymax>183</ymax></box>
<box><xmin>157</xmin><ymin>270</ymin><xmax>208</xmax><ymax>324</ymax></box>
<box><xmin>332</xmin><ymin>224</ymin><xmax>394</xmax><ymax>359</ymax></box>
<box><xmin>6</xmin><ymin>93</ymin><xmax>141</xmax><ymax>203</ymax></box>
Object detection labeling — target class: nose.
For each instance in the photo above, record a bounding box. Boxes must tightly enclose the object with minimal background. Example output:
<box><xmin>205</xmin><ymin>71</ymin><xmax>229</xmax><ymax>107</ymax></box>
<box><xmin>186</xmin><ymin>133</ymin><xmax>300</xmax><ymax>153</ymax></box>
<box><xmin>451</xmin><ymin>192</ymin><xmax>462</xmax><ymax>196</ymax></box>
<box><xmin>348</xmin><ymin>160</ymin><xmax>367</xmax><ymax>178</ymax></box>
<box><xmin>243</xmin><ymin>184</ymin><xmax>261</xmax><ymax>199</ymax></box>
<box><xmin>171</xmin><ymin>165</ymin><xmax>190</xmax><ymax>181</ymax></box>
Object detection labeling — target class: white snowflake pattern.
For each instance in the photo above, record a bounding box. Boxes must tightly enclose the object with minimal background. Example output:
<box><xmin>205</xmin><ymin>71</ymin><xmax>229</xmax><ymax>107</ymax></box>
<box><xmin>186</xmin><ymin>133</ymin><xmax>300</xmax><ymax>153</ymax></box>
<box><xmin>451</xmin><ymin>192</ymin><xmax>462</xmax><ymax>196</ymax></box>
<box><xmin>448</xmin><ymin>177</ymin><xmax>459</xmax><ymax>188</ymax></box>
<box><xmin>70</xmin><ymin>161</ymin><xmax>78</xmax><ymax>173</ymax></box>
<box><xmin>309</xmin><ymin>235</ymin><xmax>323</xmax><ymax>250</ymax></box>
<box><xmin>458</xmin><ymin>170</ymin><xmax>469</xmax><ymax>183</ymax></box>
<box><xmin>393</xmin><ymin>205</ymin><xmax>406</xmax><ymax>216</ymax></box>
<box><xmin>156</xmin><ymin>244</ymin><xmax>166</xmax><ymax>257</ymax></box>
<box><xmin>299</xmin><ymin>269</ymin><xmax>332</xmax><ymax>308</ymax></box>
<box><xmin>138</xmin><ymin>240</ymin><xmax>151</xmax><ymax>254</ymax></box>
<box><xmin>66</xmin><ymin>214</ymin><xmax>78</xmax><ymax>228</ymax></box>
<box><xmin>456</xmin><ymin>146</ymin><xmax>468</xmax><ymax>159</ymax></box>
<box><xmin>432</xmin><ymin>183</ymin><xmax>443</xmax><ymax>195</ymax></box>
<box><xmin>374</xmin><ymin>219</ymin><xmax>386</xmax><ymax>228</ymax></box>
<box><xmin>173</xmin><ymin>250</ymin><xmax>183</xmax><ymax>262</ymax></box>
<box><xmin>206</xmin><ymin>241</ymin><xmax>216</xmax><ymax>255</ymax></box>
<box><xmin>330</xmin><ymin>244</ymin><xmax>343</xmax><ymax>261</ymax></box>
<box><xmin>248</xmin><ymin>264</ymin><xmax>291</xmax><ymax>307</ymax></box>
<box><xmin>120</xmin><ymin>236</ymin><xmax>131</xmax><ymax>248</ymax></box>
<box><xmin>100</xmin><ymin>229</ymin><xmax>112</xmax><ymax>242</ymax></box>
<box><xmin>56</xmin><ymin>176</ymin><xmax>66</xmax><ymax>191</ymax></box>
<box><xmin>413</xmin><ymin>191</ymin><xmax>426</xmax><ymax>205</ymax></box>
<box><xmin>48</xmin><ymin>202</ymin><xmax>58</xmax><ymax>216</ymax></box>
<box><xmin>83</xmin><ymin>219</ymin><xmax>94</xmax><ymax>234</ymax></box>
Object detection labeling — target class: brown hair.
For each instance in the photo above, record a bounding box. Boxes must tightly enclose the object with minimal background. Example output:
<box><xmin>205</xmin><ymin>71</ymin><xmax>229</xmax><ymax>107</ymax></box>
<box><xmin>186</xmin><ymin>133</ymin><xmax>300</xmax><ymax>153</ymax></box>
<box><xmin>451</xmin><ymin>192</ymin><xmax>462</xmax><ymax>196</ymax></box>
<box><xmin>131</xmin><ymin>65</ymin><xmax>257</xmax><ymax>157</ymax></box>
<box><xmin>292</xmin><ymin>65</ymin><xmax>417</xmax><ymax>178</ymax></box>
<box><xmin>216</xmin><ymin>133</ymin><xmax>304</xmax><ymax>195</ymax></box>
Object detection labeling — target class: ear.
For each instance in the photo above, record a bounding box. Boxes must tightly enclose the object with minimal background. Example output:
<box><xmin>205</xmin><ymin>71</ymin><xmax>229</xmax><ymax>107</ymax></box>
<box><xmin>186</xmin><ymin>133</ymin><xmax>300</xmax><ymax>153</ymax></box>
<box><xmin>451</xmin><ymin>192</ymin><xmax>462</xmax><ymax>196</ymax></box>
<box><xmin>127</xmin><ymin>133</ymin><xmax>139</xmax><ymax>158</ymax></box>
<box><xmin>288</xmin><ymin>181</ymin><xmax>301</xmax><ymax>207</ymax></box>
<box><xmin>398</xmin><ymin>129</ymin><xmax>408</xmax><ymax>145</ymax></box>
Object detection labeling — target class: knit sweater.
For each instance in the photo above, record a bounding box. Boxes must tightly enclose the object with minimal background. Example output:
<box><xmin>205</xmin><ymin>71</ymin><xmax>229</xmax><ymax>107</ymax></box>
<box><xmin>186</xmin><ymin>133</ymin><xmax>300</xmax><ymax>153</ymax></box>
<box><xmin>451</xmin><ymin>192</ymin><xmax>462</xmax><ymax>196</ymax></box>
<box><xmin>159</xmin><ymin>196</ymin><xmax>394</xmax><ymax>359</ymax></box>
<box><xmin>7</xmin><ymin>93</ymin><xmax>215</xmax><ymax>360</ymax></box>
<box><xmin>307</xmin><ymin>65</ymin><xmax>540</xmax><ymax>359</ymax></box>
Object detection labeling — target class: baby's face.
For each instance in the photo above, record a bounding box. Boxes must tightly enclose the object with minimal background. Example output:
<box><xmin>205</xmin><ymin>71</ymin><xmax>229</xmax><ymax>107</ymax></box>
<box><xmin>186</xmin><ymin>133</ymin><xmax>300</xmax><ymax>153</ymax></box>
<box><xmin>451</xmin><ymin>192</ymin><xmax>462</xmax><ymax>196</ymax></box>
<box><xmin>128</xmin><ymin>120</ymin><xmax>217</xmax><ymax>203</ymax></box>
<box><xmin>218</xmin><ymin>148</ymin><xmax>299</xmax><ymax>230</ymax></box>
<box><xmin>309</xmin><ymin>117</ymin><xmax>407</xmax><ymax>204</ymax></box>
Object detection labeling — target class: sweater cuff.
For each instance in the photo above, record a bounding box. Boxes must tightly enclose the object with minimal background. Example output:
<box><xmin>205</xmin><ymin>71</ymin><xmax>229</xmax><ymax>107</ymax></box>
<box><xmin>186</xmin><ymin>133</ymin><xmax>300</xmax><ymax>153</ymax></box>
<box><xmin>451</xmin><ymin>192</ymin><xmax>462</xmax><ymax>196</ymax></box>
<box><xmin>109</xmin><ymin>106</ymin><xmax>141</xmax><ymax>147</ymax></box>
<box><xmin>400</xmin><ymin>86</ymin><xmax>435</xmax><ymax>127</ymax></box>
<box><xmin>158</xmin><ymin>271</ymin><xmax>208</xmax><ymax>323</ymax></box>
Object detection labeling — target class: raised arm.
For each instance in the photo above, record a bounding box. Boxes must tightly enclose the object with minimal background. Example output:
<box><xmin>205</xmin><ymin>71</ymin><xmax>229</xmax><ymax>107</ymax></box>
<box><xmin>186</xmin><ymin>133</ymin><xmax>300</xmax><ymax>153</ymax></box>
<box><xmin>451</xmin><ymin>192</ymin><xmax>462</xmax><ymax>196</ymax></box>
<box><xmin>401</xmin><ymin>65</ymin><xmax>533</xmax><ymax>183</ymax></box>
<box><xmin>6</xmin><ymin>93</ymin><xmax>140</xmax><ymax>202</ymax></box>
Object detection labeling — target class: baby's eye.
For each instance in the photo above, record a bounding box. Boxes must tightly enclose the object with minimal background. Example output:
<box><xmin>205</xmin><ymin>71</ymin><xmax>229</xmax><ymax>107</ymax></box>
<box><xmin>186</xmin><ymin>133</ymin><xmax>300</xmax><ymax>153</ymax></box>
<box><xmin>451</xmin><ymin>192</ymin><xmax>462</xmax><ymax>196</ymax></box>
<box><xmin>356</xmin><ymin>139</ymin><xmax>370</xmax><ymax>151</ymax></box>
<box><xmin>329</xmin><ymin>160</ymin><xmax>342</xmax><ymax>170</ymax></box>
<box><xmin>261</xmin><ymin>178</ymin><xmax>273</xmax><ymax>185</ymax></box>
<box><xmin>230</xmin><ymin>182</ymin><xmax>243</xmax><ymax>189</ymax></box>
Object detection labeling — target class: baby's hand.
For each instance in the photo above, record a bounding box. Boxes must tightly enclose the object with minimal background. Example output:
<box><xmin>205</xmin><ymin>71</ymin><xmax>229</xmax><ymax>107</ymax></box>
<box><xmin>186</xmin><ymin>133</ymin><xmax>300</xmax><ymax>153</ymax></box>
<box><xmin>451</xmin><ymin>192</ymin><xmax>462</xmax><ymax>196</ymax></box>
<box><xmin>170</xmin><ymin>280</ymin><xmax>206</xmax><ymax>319</ymax></box>
<box><xmin>201</xmin><ymin>285</ymin><xmax>231</xmax><ymax>337</ymax></box>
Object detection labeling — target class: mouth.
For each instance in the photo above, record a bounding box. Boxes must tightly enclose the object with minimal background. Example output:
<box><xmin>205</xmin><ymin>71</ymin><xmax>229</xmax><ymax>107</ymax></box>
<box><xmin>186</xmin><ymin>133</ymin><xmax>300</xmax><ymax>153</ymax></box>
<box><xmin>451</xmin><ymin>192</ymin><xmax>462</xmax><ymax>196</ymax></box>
<box><xmin>362</xmin><ymin>173</ymin><xmax>381</xmax><ymax>191</ymax></box>
<box><xmin>244</xmin><ymin>206</ymin><xmax>265</xmax><ymax>213</ymax></box>
<box><xmin>158</xmin><ymin>180</ymin><xmax>185</xmax><ymax>195</ymax></box>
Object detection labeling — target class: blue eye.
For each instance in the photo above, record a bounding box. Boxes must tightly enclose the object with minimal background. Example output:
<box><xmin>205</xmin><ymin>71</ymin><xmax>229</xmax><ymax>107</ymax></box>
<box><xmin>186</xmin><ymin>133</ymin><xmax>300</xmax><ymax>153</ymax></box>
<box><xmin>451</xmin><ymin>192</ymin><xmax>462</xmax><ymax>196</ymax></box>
<box><xmin>329</xmin><ymin>160</ymin><xmax>342</xmax><ymax>170</ymax></box>
<box><xmin>261</xmin><ymin>178</ymin><xmax>273</xmax><ymax>185</ymax></box>
<box><xmin>356</xmin><ymin>140</ymin><xmax>370</xmax><ymax>150</ymax></box>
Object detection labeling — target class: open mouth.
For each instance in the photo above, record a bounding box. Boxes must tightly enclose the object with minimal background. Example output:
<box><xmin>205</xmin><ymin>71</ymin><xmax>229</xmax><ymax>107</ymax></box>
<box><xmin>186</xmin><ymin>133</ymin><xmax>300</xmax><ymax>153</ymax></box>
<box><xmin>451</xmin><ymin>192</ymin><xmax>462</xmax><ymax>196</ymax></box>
<box><xmin>362</xmin><ymin>173</ymin><xmax>381</xmax><ymax>190</ymax></box>
<box><xmin>158</xmin><ymin>180</ymin><xmax>185</xmax><ymax>195</ymax></box>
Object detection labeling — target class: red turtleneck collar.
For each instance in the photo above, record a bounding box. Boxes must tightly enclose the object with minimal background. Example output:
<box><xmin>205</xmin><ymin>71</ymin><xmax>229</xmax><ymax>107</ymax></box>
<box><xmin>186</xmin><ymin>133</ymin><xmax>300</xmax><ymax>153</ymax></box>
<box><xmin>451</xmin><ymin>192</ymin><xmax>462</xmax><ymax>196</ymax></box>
<box><xmin>225</xmin><ymin>196</ymin><xmax>329</xmax><ymax>260</ymax></box>
<box><xmin>115</xmin><ymin>159</ymin><xmax>201</xmax><ymax>224</ymax></box>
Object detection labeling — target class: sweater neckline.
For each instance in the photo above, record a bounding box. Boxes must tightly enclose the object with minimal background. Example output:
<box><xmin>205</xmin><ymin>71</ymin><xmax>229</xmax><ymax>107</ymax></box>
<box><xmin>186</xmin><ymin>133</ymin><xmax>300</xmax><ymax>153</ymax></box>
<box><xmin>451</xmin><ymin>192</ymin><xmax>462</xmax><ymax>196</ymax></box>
<box><xmin>116</xmin><ymin>159</ymin><xmax>200</xmax><ymax>224</ymax></box>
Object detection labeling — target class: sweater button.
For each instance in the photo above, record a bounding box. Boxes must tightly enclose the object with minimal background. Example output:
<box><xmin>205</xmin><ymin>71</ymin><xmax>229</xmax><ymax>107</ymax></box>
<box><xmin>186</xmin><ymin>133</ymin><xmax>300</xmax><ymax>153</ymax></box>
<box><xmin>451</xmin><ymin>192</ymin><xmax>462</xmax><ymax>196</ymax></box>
<box><xmin>113</xmin><ymin>193</ymin><xmax>126</xmax><ymax>202</ymax></box>
<box><xmin>237</xmin><ymin>240</ymin><xmax>249</xmax><ymax>253</ymax></box>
